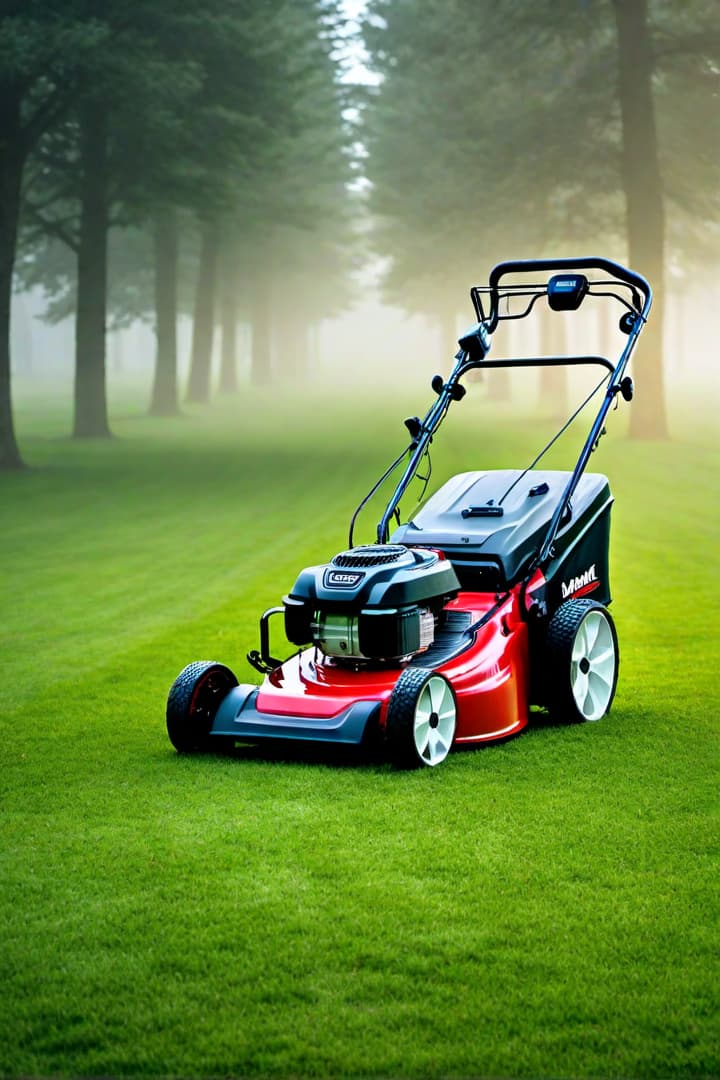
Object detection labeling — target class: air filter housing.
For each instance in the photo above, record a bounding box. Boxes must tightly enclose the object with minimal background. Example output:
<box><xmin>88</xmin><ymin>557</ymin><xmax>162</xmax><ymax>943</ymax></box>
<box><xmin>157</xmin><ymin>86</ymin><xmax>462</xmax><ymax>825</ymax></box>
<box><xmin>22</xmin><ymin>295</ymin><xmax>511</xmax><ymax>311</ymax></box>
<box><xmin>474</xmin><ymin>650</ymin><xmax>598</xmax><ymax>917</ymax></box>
<box><xmin>283</xmin><ymin>544</ymin><xmax>459</xmax><ymax>662</ymax></box>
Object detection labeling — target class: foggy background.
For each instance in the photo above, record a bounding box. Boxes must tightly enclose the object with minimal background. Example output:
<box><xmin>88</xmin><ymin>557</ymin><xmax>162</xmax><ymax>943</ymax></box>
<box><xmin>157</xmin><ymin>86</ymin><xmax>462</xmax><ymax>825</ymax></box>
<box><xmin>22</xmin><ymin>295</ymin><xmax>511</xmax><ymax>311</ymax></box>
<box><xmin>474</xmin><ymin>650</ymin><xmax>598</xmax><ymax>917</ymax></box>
<box><xmin>10</xmin><ymin>268</ymin><xmax>719</xmax><ymax>389</ymax></box>
<box><xmin>2</xmin><ymin>0</ymin><xmax>719</xmax><ymax>461</ymax></box>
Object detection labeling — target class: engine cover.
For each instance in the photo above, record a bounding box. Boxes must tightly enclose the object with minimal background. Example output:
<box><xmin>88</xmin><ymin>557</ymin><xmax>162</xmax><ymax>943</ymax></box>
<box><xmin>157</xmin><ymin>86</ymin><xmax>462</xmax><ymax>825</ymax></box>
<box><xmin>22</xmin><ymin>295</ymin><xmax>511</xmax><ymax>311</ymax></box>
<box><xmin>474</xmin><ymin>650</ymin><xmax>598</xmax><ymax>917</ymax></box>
<box><xmin>283</xmin><ymin>544</ymin><xmax>459</xmax><ymax>662</ymax></box>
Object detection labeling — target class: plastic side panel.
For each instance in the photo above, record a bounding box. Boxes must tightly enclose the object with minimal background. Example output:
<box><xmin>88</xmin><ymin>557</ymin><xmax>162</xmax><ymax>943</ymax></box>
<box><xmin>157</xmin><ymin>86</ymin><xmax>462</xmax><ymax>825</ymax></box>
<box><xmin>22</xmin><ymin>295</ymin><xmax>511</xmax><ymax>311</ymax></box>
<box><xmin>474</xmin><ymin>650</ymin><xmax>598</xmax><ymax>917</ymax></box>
<box><xmin>255</xmin><ymin>651</ymin><xmax>398</xmax><ymax>718</ymax></box>
<box><xmin>545</xmin><ymin>503</ymin><xmax>612</xmax><ymax>611</ymax></box>
<box><xmin>211</xmin><ymin>686</ymin><xmax>378</xmax><ymax>745</ymax></box>
<box><xmin>442</xmin><ymin>610</ymin><xmax>530</xmax><ymax>742</ymax></box>
<box><xmin>395</xmin><ymin>471</ymin><xmax>610</xmax><ymax>593</ymax></box>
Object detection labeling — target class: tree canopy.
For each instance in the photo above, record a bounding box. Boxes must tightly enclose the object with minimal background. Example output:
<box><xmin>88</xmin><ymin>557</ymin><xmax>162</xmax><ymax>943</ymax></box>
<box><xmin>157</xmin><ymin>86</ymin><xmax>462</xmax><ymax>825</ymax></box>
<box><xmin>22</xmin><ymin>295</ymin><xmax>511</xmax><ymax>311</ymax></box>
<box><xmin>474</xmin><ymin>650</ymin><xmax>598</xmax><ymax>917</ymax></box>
<box><xmin>1</xmin><ymin>0</ymin><xmax>356</xmax><ymax>460</ymax></box>
<box><xmin>360</xmin><ymin>0</ymin><xmax>720</xmax><ymax>437</ymax></box>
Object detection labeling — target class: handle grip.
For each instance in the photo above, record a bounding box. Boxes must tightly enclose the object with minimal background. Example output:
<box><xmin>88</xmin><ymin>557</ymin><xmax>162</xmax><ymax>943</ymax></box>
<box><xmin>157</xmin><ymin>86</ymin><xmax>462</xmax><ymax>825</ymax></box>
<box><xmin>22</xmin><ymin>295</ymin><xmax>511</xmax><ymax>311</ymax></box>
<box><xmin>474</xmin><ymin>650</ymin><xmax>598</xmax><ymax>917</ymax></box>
<box><xmin>487</xmin><ymin>256</ymin><xmax>652</xmax><ymax>331</ymax></box>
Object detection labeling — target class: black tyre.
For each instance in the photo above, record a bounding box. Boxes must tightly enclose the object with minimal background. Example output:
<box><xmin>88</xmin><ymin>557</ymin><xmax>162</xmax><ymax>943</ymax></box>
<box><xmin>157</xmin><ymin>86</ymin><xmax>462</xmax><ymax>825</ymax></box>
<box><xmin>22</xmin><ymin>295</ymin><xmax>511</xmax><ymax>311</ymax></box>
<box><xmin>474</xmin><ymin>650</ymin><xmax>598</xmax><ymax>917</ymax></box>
<box><xmin>544</xmin><ymin>600</ymin><xmax>619</xmax><ymax>723</ymax></box>
<box><xmin>386</xmin><ymin>667</ymin><xmax>457</xmax><ymax>769</ymax></box>
<box><xmin>166</xmin><ymin>661</ymin><xmax>238</xmax><ymax>752</ymax></box>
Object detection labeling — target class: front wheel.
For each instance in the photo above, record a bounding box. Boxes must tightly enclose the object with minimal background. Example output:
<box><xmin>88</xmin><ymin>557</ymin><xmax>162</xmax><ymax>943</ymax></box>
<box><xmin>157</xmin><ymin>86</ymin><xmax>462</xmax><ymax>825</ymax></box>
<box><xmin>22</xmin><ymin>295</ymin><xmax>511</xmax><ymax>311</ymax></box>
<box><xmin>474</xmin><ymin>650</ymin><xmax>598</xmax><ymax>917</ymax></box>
<box><xmin>386</xmin><ymin>668</ymin><xmax>457</xmax><ymax>769</ymax></box>
<box><xmin>166</xmin><ymin>661</ymin><xmax>238</xmax><ymax>752</ymax></box>
<box><xmin>545</xmin><ymin>600</ymin><xmax>619</xmax><ymax>723</ymax></box>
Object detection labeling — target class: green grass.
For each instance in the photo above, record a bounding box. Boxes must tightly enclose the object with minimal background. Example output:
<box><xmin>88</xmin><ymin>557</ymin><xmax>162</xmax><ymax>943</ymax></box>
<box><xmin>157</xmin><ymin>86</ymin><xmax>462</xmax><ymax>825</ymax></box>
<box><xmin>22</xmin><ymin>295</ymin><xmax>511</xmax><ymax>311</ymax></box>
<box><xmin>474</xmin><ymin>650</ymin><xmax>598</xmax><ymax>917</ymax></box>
<box><xmin>1</xmin><ymin>383</ymin><xmax>718</xmax><ymax>1079</ymax></box>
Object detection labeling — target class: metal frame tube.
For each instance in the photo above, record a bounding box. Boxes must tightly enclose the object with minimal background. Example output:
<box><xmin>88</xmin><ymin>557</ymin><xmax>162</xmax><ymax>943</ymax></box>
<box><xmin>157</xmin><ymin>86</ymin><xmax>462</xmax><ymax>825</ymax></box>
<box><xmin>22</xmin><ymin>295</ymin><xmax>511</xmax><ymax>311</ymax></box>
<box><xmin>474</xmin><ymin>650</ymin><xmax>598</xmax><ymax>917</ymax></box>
<box><xmin>375</xmin><ymin>258</ymin><xmax>653</xmax><ymax>562</ymax></box>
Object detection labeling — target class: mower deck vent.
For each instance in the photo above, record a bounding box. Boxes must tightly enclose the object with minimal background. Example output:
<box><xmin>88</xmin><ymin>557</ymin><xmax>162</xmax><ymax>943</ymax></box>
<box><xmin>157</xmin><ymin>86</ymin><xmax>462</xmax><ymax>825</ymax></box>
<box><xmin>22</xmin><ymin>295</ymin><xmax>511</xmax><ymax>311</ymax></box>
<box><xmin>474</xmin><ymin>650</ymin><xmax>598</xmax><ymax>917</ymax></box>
<box><xmin>332</xmin><ymin>544</ymin><xmax>407</xmax><ymax>568</ymax></box>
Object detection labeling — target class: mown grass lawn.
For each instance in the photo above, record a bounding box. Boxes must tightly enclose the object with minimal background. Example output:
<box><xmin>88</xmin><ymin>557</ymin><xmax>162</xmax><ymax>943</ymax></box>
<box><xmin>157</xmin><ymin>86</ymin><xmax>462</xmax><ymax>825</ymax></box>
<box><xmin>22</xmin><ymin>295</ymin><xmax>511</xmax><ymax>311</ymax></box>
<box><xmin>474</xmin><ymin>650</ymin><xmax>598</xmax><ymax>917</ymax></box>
<box><xmin>1</xmin><ymin>382</ymin><xmax>718</xmax><ymax>1079</ymax></box>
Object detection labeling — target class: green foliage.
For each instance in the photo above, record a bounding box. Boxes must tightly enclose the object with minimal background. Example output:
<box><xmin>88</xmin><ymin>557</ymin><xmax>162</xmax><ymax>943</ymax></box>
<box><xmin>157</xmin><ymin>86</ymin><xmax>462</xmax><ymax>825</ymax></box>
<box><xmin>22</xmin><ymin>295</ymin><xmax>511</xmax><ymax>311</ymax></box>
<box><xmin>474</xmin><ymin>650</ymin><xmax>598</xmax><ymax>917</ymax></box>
<box><xmin>13</xmin><ymin>1</ymin><xmax>357</xmax><ymax>328</ymax></box>
<box><xmin>360</xmin><ymin>0</ymin><xmax>620</xmax><ymax>314</ymax></box>
<box><xmin>0</xmin><ymin>6</ymin><xmax>108</xmax><ymax>106</ymax></box>
<box><xmin>217</xmin><ymin>1</ymin><xmax>359</xmax><ymax>328</ymax></box>
<box><xmin>651</xmin><ymin>0</ymin><xmax>720</xmax><ymax>272</ymax></box>
<box><xmin>360</xmin><ymin>0</ymin><xmax>719</xmax><ymax>312</ymax></box>
<box><xmin>1</xmin><ymin>385</ymin><xmax>718</xmax><ymax>1077</ymax></box>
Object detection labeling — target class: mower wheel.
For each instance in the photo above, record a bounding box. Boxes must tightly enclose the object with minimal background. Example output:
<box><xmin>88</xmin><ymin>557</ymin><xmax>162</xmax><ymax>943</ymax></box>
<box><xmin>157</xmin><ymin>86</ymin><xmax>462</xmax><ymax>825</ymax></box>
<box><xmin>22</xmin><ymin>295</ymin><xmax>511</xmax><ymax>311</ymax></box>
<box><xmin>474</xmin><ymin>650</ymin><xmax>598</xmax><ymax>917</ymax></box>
<box><xmin>545</xmin><ymin>600</ymin><xmax>619</xmax><ymax>723</ymax></box>
<box><xmin>166</xmin><ymin>661</ymin><xmax>238</xmax><ymax>752</ymax></box>
<box><xmin>386</xmin><ymin>667</ymin><xmax>457</xmax><ymax>769</ymax></box>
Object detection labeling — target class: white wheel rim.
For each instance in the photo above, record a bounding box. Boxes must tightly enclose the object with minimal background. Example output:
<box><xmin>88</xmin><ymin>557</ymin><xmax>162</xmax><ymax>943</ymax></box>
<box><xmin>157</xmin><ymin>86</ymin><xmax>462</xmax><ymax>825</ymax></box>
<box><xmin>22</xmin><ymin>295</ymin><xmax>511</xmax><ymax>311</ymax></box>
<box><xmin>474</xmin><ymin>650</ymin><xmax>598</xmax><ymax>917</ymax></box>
<box><xmin>570</xmin><ymin>611</ymin><xmax>616</xmax><ymax>721</ymax></box>
<box><xmin>413</xmin><ymin>676</ymin><xmax>456</xmax><ymax>766</ymax></box>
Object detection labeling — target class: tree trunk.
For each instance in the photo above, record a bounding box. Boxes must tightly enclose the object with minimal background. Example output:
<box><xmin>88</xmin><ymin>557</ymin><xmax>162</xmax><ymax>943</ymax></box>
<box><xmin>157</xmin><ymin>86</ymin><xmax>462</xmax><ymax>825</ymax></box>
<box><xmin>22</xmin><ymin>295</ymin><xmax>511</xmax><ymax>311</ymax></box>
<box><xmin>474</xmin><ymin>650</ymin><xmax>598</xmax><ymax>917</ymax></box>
<box><xmin>250</xmin><ymin>279</ymin><xmax>272</xmax><ymax>386</ymax></box>
<box><xmin>0</xmin><ymin>90</ymin><xmax>25</xmax><ymax>468</ymax></box>
<box><xmin>218</xmin><ymin>254</ymin><xmax>238</xmax><ymax>394</ymax></box>
<box><xmin>274</xmin><ymin>312</ymin><xmax>308</xmax><ymax>381</ymax></box>
<box><xmin>539</xmin><ymin>307</ymin><xmax>568</xmax><ymax>419</ymax></box>
<box><xmin>149</xmin><ymin>206</ymin><xmax>180</xmax><ymax>415</ymax></box>
<box><xmin>186</xmin><ymin>221</ymin><xmax>219</xmax><ymax>403</ymax></box>
<box><xmin>291</xmin><ymin>320</ymin><xmax>309</xmax><ymax>381</ymax></box>
<box><xmin>613</xmin><ymin>0</ymin><xmax>668</xmax><ymax>440</ymax></box>
<box><xmin>74</xmin><ymin>99</ymin><xmax>111</xmax><ymax>438</ymax></box>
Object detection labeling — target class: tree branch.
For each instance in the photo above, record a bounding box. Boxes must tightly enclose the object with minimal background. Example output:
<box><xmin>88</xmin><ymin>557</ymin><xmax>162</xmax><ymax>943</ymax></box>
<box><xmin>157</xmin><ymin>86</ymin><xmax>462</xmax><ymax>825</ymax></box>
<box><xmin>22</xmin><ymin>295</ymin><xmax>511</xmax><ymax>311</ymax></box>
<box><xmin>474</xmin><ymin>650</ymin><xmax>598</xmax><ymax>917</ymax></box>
<box><xmin>654</xmin><ymin>30</ymin><xmax>720</xmax><ymax>65</ymax></box>
<box><xmin>23</xmin><ymin>202</ymin><xmax>80</xmax><ymax>254</ymax></box>
<box><xmin>22</xmin><ymin>80</ymin><xmax>82</xmax><ymax>152</ymax></box>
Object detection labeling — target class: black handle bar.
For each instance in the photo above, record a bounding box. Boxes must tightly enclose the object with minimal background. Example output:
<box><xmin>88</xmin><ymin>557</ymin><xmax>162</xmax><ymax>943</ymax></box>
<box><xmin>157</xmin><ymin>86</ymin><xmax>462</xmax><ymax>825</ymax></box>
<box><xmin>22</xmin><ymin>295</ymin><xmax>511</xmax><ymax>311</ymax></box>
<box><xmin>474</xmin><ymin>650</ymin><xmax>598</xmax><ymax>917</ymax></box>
<box><xmin>487</xmin><ymin>256</ymin><xmax>652</xmax><ymax>332</ymax></box>
<box><xmin>376</xmin><ymin>255</ymin><xmax>652</xmax><ymax>549</ymax></box>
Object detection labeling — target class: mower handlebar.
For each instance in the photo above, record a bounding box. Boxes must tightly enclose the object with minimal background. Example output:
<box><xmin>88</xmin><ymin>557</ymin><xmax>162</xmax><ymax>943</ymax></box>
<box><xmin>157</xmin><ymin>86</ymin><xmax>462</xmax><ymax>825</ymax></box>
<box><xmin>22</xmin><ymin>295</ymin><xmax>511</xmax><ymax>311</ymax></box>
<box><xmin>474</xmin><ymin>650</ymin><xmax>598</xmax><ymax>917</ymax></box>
<box><xmin>486</xmin><ymin>256</ymin><xmax>652</xmax><ymax>332</ymax></box>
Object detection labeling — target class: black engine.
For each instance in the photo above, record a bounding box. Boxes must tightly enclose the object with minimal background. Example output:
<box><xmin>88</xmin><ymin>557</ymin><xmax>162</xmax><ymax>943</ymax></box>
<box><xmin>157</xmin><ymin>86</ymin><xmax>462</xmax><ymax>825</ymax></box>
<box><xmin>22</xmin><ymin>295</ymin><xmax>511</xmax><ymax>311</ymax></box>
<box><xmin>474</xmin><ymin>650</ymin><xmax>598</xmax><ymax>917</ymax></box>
<box><xmin>283</xmin><ymin>544</ymin><xmax>459</xmax><ymax>663</ymax></box>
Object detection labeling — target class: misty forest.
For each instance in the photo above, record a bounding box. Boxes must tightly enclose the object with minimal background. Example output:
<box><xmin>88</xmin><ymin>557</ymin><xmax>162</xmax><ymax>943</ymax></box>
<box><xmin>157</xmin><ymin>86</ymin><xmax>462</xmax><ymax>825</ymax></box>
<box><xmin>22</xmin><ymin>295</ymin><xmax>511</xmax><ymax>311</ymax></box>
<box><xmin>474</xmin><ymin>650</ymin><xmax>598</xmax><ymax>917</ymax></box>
<box><xmin>1</xmin><ymin>0</ymin><xmax>718</xmax><ymax>462</ymax></box>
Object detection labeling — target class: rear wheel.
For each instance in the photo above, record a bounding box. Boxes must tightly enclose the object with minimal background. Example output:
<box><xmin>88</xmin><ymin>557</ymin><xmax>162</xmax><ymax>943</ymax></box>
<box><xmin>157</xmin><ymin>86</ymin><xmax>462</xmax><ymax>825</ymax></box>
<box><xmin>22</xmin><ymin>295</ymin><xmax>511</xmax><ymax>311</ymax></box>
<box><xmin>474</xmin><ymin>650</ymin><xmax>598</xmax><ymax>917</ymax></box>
<box><xmin>545</xmin><ymin>600</ymin><xmax>618</xmax><ymax>723</ymax></box>
<box><xmin>386</xmin><ymin>668</ymin><xmax>457</xmax><ymax>769</ymax></box>
<box><xmin>166</xmin><ymin>661</ymin><xmax>238</xmax><ymax>752</ymax></box>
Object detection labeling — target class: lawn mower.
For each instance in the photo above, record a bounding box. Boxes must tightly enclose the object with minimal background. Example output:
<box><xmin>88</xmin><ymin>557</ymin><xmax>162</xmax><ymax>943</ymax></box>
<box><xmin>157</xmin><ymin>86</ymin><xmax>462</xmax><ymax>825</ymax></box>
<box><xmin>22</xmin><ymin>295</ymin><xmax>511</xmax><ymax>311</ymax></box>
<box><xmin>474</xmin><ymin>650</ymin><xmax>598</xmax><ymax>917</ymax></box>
<box><xmin>166</xmin><ymin>256</ymin><xmax>651</xmax><ymax>768</ymax></box>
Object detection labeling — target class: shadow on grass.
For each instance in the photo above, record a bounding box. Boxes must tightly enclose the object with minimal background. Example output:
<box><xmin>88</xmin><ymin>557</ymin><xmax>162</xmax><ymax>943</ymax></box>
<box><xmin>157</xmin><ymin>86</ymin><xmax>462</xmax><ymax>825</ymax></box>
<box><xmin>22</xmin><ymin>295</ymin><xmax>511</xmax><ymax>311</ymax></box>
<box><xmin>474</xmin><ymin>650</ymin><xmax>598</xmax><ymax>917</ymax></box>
<box><xmin>525</xmin><ymin>704</ymin><xmax>573</xmax><ymax>731</ymax></box>
<box><xmin>205</xmin><ymin>727</ymin><xmax>532</xmax><ymax>771</ymax></box>
<box><xmin>211</xmin><ymin>736</ymin><xmax>393</xmax><ymax>772</ymax></box>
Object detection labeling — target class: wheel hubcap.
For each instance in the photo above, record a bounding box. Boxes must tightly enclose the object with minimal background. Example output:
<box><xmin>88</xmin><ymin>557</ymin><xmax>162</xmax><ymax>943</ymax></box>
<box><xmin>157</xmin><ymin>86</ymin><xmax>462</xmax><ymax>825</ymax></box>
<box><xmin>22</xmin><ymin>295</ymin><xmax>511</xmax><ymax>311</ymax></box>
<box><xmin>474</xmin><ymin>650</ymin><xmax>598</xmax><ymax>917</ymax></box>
<box><xmin>413</xmin><ymin>677</ymin><xmax>456</xmax><ymax>766</ymax></box>
<box><xmin>571</xmin><ymin>612</ymin><xmax>616</xmax><ymax>720</ymax></box>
